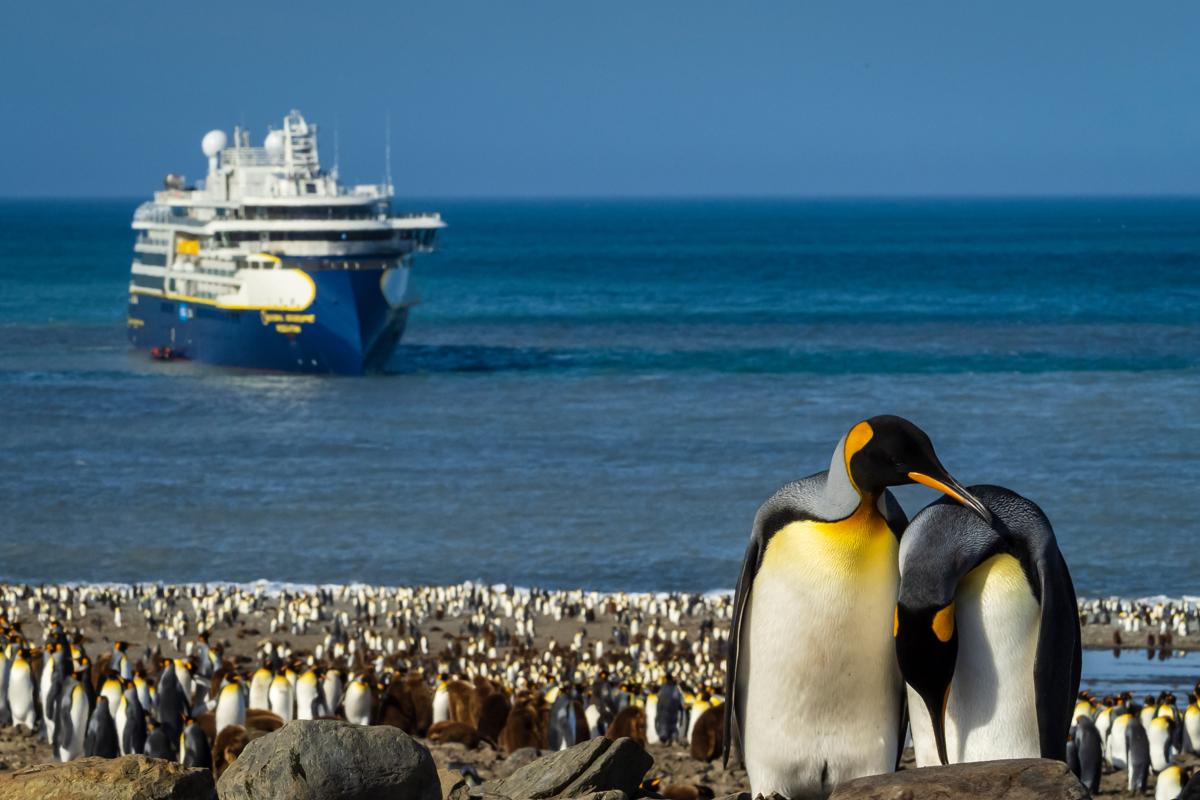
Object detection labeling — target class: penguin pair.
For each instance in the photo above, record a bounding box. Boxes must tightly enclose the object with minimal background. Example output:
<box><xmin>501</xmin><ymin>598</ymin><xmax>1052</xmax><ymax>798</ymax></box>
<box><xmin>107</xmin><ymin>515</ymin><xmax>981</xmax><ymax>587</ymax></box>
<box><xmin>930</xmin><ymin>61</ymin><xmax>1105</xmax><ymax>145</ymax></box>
<box><xmin>725</xmin><ymin>415</ymin><xmax>1081</xmax><ymax>799</ymax></box>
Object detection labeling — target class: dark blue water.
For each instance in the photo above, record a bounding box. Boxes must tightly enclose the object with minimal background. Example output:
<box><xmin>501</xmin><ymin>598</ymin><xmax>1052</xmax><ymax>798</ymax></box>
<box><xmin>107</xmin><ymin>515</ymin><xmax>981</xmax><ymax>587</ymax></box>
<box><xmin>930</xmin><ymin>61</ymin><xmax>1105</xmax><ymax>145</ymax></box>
<box><xmin>1</xmin><ymin>198</ymin><xmax>1198</xmax><ymax>594</ymax></box>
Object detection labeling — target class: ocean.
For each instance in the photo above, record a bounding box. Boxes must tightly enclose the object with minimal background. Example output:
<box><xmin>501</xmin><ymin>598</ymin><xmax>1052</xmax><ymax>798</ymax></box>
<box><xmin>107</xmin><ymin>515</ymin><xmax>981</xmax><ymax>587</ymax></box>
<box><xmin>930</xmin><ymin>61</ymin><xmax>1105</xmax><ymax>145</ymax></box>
<box><xmin>1</xmin><ymin>198</ymin><xmax>1198</xmax><ymax>595</ymax></box>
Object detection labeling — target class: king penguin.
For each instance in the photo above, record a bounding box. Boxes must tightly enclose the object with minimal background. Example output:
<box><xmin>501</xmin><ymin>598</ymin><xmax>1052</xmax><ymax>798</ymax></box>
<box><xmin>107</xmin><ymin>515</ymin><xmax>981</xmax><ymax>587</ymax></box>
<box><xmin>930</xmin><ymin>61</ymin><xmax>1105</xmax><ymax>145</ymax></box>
<box><xmin>1073</xmin><ymin>714</ymin><xmax>1103</xmax><ymax>795</ymax></box>
<box><xmin>724</xmin><ymin>415</ymin><xmax>990</xmax><ymax>799</ymax></box>
<box><xmin>215</xmin><ymin>675</ymin><xmax>247</xmax><ymax>736</ymax></box>
<box><xmin>7</xmin><ymin>646</ymin><xmax>38</xmax><ymax>731</ymax></box>
<box><xmin>85</xmin><ymin>695</ymin><xmax>120</xmax><ymax>758</ymax></box>
<box><xmin>894</xmin><ymin>486</ymin><xmax>1081</xmax><ymax>766</ymax></box>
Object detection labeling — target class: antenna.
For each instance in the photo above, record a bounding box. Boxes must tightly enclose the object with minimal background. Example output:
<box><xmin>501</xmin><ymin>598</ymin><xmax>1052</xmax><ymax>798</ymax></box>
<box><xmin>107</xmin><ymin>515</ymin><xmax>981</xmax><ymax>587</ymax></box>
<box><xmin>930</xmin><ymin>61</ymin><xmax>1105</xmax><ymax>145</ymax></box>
<box><xmin>333</xmin><ymin>114</ymin><xmax>340</xmax><ymax>178</ymax></box>
<box><xmin>385</xmin><ymin>112</ymin><xmax>393</xmax><ymax>196</ymax></box>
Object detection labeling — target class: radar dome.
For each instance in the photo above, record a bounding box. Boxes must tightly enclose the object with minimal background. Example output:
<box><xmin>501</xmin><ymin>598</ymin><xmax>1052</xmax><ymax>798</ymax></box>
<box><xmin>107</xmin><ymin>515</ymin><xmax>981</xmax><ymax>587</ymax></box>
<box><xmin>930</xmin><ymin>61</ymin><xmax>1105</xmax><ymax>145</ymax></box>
<box><xmin>264</xmin><ymin>130</ymin><xmax>285</xmax><ymax>158</ymax></box>
<box><xmin>201</xmin><ymin>129</ymin><xmax>228</xmax><ymax>158</ymax></box>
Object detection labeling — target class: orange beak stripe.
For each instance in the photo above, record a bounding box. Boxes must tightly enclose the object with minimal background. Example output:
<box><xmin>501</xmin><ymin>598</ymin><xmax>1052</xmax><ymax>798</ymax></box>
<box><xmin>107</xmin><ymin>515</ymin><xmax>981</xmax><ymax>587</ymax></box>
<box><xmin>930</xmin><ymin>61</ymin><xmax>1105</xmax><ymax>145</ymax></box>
<box><xmin>908</xmin><ymin>472</ymin><xmax>971</xmax><ymax>507</ymax></box>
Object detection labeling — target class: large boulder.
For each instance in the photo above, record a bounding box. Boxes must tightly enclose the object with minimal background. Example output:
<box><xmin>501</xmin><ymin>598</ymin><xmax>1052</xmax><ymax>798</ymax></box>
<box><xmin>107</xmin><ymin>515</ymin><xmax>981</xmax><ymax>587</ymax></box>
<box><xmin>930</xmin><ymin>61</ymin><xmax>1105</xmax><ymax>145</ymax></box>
<box><xmin>828</xmin><ymin>758</ymin><xmax>1088</xmax><ymax>800</ymax></box>
<box><xmin>480</xmin><ymin>737</ymin><xmax>652</xmax><ymax>800</ymax></box>
<box><xmin>216</xmin><ymin>720</ymin><xmax>440</xmax><ymax>800</ymax></box>
<box><xmin>0</xmin><ymin>755</ymin><xmax>215</xmax><ymax>800</ymax></box>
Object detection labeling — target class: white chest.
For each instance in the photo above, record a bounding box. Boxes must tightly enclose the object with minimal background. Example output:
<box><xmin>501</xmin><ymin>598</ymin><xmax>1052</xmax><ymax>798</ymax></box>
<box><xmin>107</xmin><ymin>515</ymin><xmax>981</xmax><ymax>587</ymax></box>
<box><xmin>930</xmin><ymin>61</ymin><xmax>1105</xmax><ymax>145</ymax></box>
<box><xmin>910</xmin><ymin>553</ymin><xmax>1041</xmax><ymax>766</ymax></box>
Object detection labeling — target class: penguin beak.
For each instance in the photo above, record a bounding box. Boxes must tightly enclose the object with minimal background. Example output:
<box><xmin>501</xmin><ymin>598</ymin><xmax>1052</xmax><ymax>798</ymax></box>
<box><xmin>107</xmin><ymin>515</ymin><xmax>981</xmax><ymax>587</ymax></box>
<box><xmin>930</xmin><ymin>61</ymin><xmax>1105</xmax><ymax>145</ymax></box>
<box><xmin>929</xmin><ymin>690</ymin><xmax>951</xmax><ymax>767</ymax></box>
<box><xmin>907</xmin><ymin>472</ymin><xmax>992</xmax><ymax>524</ymax></box>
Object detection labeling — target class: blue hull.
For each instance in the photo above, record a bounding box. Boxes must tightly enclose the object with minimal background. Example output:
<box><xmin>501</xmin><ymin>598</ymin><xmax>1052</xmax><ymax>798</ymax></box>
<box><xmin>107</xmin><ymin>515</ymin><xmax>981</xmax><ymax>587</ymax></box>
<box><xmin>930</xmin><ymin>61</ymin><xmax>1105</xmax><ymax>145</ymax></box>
<box><xmin>126</xmin><ymin>268</ymin><xmax>408</xmax><ymax>375</ymax></box>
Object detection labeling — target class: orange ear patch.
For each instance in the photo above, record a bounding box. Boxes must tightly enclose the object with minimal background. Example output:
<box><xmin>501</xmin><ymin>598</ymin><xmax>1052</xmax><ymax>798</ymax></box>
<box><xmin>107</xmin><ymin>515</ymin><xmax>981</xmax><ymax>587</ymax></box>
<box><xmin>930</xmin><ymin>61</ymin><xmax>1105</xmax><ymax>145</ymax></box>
<box><xmin>932</xmin><ymin>603</ymin><xmax>956</xmax><ymax>642</ymax></box>
<box><xmin>843</xmin><ymin>421</ymin><xmax>874</xmax><ymax>477</ymax></box>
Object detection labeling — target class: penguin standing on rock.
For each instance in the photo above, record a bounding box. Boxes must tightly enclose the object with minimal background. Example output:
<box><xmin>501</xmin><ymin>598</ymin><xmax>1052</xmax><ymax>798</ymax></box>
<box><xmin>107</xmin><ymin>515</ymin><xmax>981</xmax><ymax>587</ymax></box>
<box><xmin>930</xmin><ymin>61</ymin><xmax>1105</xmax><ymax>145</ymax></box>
<box><xmin>724</xmin><ymin>415</ymin><xmax>991</xmax><ymax>799</ymax></box>
<box><xmin>894</xmin><ymin>486</ymin><xmax>1080</xmax><ymax>766</ymax></box>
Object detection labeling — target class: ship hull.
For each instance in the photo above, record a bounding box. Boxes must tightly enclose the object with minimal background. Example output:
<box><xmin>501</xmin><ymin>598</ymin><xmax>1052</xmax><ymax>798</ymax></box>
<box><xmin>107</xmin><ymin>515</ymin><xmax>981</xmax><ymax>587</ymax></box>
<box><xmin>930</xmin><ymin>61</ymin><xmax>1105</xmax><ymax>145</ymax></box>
<box><xmin>126</xmin><ymin>268</ymin><xmax>409</xmax><ymax>375</ymax></box>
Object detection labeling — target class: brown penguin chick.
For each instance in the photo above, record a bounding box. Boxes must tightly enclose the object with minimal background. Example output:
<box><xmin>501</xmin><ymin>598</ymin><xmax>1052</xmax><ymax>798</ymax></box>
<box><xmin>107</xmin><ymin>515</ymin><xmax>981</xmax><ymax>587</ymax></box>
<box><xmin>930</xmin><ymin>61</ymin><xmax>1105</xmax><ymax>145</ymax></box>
<box><xmin>688</xmin><ymin>705</ymin><xmax>723</xmax><ymax>762</ymax></box>
<box><xmin>428</xmin><ymin>720</ymin><xmax>482</xmax><ymax>748</ymax></box>
<box><xmin>499</xmin><ymin>701</ymin><xmax>544</xmax><ymax>754</ymax></box>
<box><xmin>195</xmin><ymin>711</ymin><xmax>217</xmax><ymax>742</ymax></box>
<box><xmin>376</xmin><ymin>675</ymin><xmax>429</xmax><ymax>734</ymax></box>
<box><xmin>446</xmin><ymin>679</ymin><xmax>476</xmax><ymax>725</ymax></box>
<box><xmin>475</xmin><ymin>691</ymin><xmax>512</xmax><ymax>745</ymax></box>
<box><xmin>244</xmin><ymin>709</ymin><xmax>286</xmax><ymax>732</ymax></box>
<box><xmin>213</xmin><ymin>725</ymin><xmax>271</xmax><ymax>779</ymax></box>
<box><xmin>406</xmin><ymin>673</ymin><xmax>434</xmax><ymax>735</ymax></box>
<box><xmin>605</xmin><ymin>706</ymin><xmax>647</xmax><ymax>748</ymax></box>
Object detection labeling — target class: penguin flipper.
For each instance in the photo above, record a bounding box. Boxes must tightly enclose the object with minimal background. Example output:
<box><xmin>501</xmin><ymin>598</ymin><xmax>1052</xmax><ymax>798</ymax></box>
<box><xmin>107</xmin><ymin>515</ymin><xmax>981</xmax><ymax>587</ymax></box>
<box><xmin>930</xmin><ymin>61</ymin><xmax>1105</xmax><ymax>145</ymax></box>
<box><xmin>722</xmin><ymin>531</ymin><xmax>760</xmax><ymax>768</ymax></box>
<box><xmin>1032</xmin><ymin>535</ymin><xmax>1081</xmax><ymax>761</ymax></box>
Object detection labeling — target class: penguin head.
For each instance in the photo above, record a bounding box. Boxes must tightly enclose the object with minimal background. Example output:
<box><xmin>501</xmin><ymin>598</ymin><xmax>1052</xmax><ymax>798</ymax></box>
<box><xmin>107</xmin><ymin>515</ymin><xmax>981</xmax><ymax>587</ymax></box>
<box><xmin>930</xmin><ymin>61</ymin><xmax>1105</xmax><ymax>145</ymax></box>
<box><xmin>893</xmin><ymin>600</ymin><xmax>958</xmax><ymax>765</ymax></box>
<box><xmin>843</xmin><ymin>416</ymin><xmax>991</xmax><ymax>522</ymax></box>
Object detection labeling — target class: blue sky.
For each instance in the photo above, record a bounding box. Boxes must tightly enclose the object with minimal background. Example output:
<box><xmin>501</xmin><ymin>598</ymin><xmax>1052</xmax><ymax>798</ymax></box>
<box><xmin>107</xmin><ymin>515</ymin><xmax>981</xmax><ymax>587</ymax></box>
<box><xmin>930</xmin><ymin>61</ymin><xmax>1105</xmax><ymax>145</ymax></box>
<box><xmin>2</xmin><ymin>1</ymin><xmax>1197</xmax><ymax>197</ymax></box>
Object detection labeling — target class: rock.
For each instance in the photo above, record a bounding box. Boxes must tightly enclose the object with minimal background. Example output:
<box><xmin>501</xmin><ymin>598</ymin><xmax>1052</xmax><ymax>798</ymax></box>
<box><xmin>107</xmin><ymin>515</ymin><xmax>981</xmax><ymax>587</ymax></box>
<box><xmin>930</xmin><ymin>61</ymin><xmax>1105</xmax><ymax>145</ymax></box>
<box><xmin>216</xmin><ymin>720</ymin><xmax>440</xmax><ymax>800</ymax></box>
<box><xmin>828</xmin><ymin>758</ymin><xmax>1088</xmax><ymax>800</ymax></box>
<box><xmin>493</xmin><ymin>747</ymin><xmax>543</xmax><ymax>779</ymax></box>
<box><xmin>439</xmin><ymin>768</ymin><xmax>467</xmax><ymax>800</ymax></box>
<box><xmin>716</xmin><ymin>794</ymin><xmax>751</xmax><ymax>800</ymax></box>
<box><xmin>484</xmin><ymin>737</ymin><xmax>653</xmax><ymax>800</ymax></box>
<box><xmin>0</xmin><ymin>755</ymin><xmax>215</xmax><ymax>800</ymax></box>
<box><xmin>572</xmin><ymin>792</ymin><xmax>628</xmax><ymax>800</ymax></box>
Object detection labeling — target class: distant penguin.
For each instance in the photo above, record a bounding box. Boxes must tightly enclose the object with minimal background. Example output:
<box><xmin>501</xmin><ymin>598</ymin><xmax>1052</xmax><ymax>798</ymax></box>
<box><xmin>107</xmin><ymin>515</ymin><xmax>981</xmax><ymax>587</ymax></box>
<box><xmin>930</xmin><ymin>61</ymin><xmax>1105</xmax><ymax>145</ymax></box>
<box><xmin>895</xmin><ymin>486</ymin><xmax>1081</xmax><ymax>766</ymax></box>
<box><xmin>689</xmin><ymin>705</ymin><xmax>724</xmax><ymax>762</ymax></box>
<box><xmin>56</xmin><ymin>676</ymin><xmax>90</xmax><ymax>762</ymax></box>
<box><xmin>85</xmin><ymin>695</ymin><xmax>120</xmax><ymax>758</ymax></box>
<box><xmin>606</xmin><ymin>704</ymin><xmax>648</xmax><ymax>748</ymax></box>
<box><xmin>122</xmin><ymin>691</ymin><xmax>148</xmax><ymax>757</ymax></box>
<box><xmin>133</xmin><ymin>670</ymin><xmax>152</xmax><ymax>715</ymax></box>
<box><xmin>180</xmin><ymin>716</ymin><xmax>212</xmax><ymax>769</ymax></box>
<box><xmin>248</xmin><ymin>667</ymin><xmax>273</xmax><ymax>711</ymax></box>
<box><xmin>1158</xmin><ymin>765</ymin><xmax>1187</xmax><ymax>800</ymax></box>
<box><xmin>1150</xmin><ymin>715</ymin><xmax>1176</xmax><ymax>772</ymax></box>
<box><xmin>99</xmin><ymin>674</ymin><xmax>123</xmax><ymax>716</ymax></box>
<box><xmin>215</xmin><ymin>677</ymin><xmax>247</xmax><ymax>736</ymax></box>
<box><xmin>645</xmin><ymin>693</ymin><xmax>660</xmax><ymax>745</ymax></box>
<box><xmin>323</xmin><ymin>669</ymin><xmax>344</xmax><ymax>716</ymax></box>
<box><xmin>657</xmin><ymin>678</ymin><xmax>683</xmax><ymax>743</ymax></box>
<box><xmin>144</xmin><ymin>719</ymin><xmax>174</xmax><ymax>760</ymax></box>
<box><xmin>40</xmin><ymin>644</ymin><xmax>67</xmax><ymax>745</ymax></box>
<box><xmin>1184</xmin><ymin>700</ymin><xmax>1200</xmax><ymax>755</ymax></box>
<box><xmin>295</xmin><ymin>670</ymin><xmax>320</xmax><ymax>721</ymax></box>
<box><xmin>1073</xmin><ymin>715</ymin><xmax>1103</xmax><ymax>795</ymax></box>
<box><xmin>343</xmin><ymin>677</ymin><xmax>373</xmax><ymax>725</ymax></box>
<box><xmin>268</xmin><ymin>674</ymin><xmax>294</xmax><ymax>723</ymax></box>
<box><xmin>0</xmin><ymin>646</ymin><xmax>11</xmax><ymax>727</ymax></box>
<box><xmin>1127</xmin><ymin>716</ymin><xmax>1151</xmax><ymax>795</ymax></box>
<box><xmin>1109</xmin><ymin>712</ymin><xmax>1134</xmax><ymax>770</ymax></box>
<box><xmin>726</xmin><ymin>416</ymin><xmax>989</xmax><ymax>798</ymax></box>
<box><xmin>156</xmin><ymin>660</ymin><xmax>186</xmax><ymax>747</ymax></box>
<box><xmin>1096</xmin><ymin>705</ymin><xmax>1115</xmax><ymax>750</ymax></box>
<box><xmin>432</xmin><ymin>675</ymin><xmax>451</xmax><ymax>724</ymax></box>
<box><xmin>687</xmin><ymin>693</ymin><xmax>712</xmax><ymax>744</ymax></box>
<box><xmin>7</xmin><ymin>648</ymin><xmax>38</xmax><ymax>731</ymax></box>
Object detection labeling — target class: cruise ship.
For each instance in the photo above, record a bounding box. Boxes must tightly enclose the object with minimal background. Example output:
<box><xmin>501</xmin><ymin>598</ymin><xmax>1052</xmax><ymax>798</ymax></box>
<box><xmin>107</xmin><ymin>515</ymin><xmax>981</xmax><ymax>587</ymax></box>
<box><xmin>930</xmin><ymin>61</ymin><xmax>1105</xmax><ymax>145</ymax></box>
<box><xmin>127</xmin><ymin>110</ymin><xmax>444</xmax><ymax>374</ymax></box>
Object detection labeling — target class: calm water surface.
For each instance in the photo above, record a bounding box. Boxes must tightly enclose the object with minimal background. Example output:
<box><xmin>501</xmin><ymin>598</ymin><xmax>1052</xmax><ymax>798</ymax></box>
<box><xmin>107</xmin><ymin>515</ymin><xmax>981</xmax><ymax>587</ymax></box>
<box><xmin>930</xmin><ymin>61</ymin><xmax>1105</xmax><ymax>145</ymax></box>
<box><xmin>1</xmin><ymin>199</ymin><xmax>1198</xmax><ymax>594</ymax></box>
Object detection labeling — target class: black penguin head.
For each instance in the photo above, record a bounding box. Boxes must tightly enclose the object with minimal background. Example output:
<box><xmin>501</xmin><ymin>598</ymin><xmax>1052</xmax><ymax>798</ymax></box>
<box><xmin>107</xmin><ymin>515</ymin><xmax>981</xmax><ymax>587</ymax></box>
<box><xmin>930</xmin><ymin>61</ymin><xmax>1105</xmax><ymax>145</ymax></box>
<box><xmin>893</xmin><ymin>601</ymin><xmax>958</xmax><ymax>765</ymax></box>
<box><xmin>844</xmin><ymin>416</ymin><xmax>991</xmax><ymax>522</ymax></box>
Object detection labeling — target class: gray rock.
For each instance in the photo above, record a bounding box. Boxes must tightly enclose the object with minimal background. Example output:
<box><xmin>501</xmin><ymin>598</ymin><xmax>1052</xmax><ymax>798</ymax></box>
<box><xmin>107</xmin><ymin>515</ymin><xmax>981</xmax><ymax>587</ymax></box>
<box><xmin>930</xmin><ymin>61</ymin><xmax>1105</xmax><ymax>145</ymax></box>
<box><xmin>216</xmin><ymin>720</ymin><xmax>440</xmax><ymax>800</ymax></box>
<box><xmin>494</xmin><ymin>747</ymin><xmax>543</xmax><ymax>779</ymax></box>
<box><xmin>827</xmin><ymin>758</ymin><xmax>1088</xmax><ymax>800</ymax></box>
<box><xmin>484</xmin><ymin>737</ymin><xmax>652</xmax><ymax>800</ymax></box>
<box><xmin>0</xmin><ymin>755</ymin><xmax>215</xmax><ymax>800</ymax></box>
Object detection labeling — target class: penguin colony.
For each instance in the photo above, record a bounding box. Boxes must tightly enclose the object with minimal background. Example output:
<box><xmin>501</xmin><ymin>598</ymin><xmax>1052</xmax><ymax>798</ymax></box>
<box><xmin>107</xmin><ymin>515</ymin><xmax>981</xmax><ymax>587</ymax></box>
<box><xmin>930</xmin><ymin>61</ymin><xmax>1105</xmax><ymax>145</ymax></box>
<box><xmin>0</xmin><ymin>580</ymin><xmax>735</xmax><ymax>779</ymax></box>
<box><xmin>0</xmin><ymin>417</ymin><xmax>1199</xmax><ymax>797</ymax></box>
